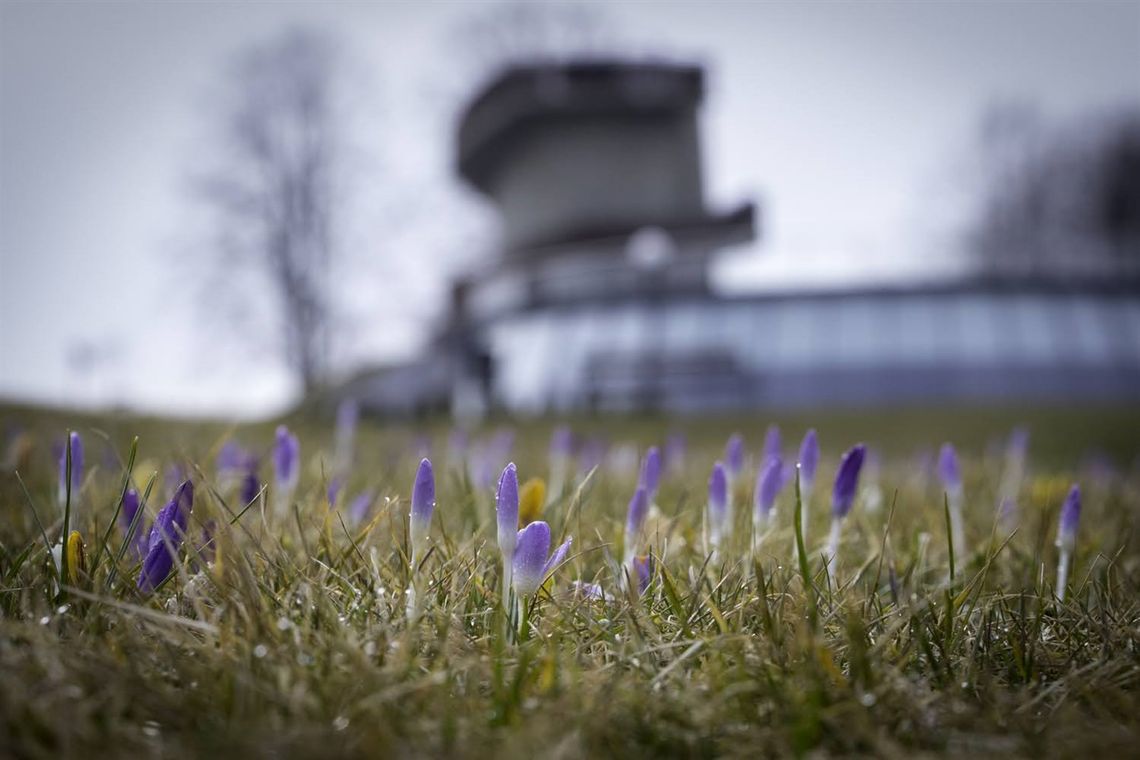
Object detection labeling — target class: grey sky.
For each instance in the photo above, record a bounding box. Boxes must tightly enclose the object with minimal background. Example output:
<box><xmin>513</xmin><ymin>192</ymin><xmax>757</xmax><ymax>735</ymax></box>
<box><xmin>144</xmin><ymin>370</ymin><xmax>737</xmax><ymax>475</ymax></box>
<box><xmin>1</xmin><ymin>1</ymin><xmax>1137</xmax><ymax>417</ymax></box>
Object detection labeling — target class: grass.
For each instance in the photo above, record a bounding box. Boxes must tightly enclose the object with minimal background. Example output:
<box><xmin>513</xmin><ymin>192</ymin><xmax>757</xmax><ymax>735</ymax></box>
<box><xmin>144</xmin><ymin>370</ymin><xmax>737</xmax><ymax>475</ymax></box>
<box><xmin>1</xmin><ymin>402</ymin><xmax>1140</xmax><ymax>758</ymax></box>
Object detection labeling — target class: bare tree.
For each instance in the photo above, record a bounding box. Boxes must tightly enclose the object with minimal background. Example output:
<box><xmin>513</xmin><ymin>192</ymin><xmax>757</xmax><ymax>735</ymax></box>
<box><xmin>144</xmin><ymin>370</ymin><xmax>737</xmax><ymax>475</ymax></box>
<box><xmin>971</xmin><ymin>102</ymin><xmax>1140</xmax><ymax>277</ymax></box>
<box><xmin>196</xmin><ymin>28</ymin><xmax>347</xmax><ymax>393</ymax></box>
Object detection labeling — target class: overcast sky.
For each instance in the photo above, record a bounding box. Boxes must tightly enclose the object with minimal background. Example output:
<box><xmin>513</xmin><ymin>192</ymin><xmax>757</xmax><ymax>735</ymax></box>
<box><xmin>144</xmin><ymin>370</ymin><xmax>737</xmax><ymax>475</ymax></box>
<box><xmin>2</xmin><ymin>1</ymin><xmax>1137</xmax><ymax>417</ymax></box>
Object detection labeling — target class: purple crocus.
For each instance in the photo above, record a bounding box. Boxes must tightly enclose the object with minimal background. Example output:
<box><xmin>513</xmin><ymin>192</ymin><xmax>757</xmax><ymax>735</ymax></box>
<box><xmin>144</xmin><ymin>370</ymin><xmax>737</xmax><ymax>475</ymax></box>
<box><xmin>707</xmin><ymin>461</ymin><xmax>729</xmax><ymax>554</ymax></box>
<box><xmin>937</xmin><ymin>443</ymin><xmax>962</xmax><ymax>495</ymax></box>
<box><xmin>798</xmin><ymin>429</ymin><xmax>820</xmax><ymax>488</ymax></box>
<box><xmin>832</xmin><ymin>444</ymin><xmax>866</xmax><ymax>520</ymax></box>
<box><xmin>1057</xmin><ymin>484</ymin><xmax>1081</xmax><ymax>551</ymax></box>
<box><xmin>938</xmin><ymin>443</ymin><xmax>966</xmax><ymax>555</ymax></box>
<box><xmin>623</xmin><ymin>485</ymin><xmax>649</xmax><ymax>566</ymax></box>
<box><xmin>327</xmin><ymin>476</ymin><xmax>345</xmax><ymax>508</ymax></box>
<box><xmin>550</xmin><ymin>426</ymin><xmax>573</xmax><ymax>461</ymax></box>
<box><xmin>240</xmin><ymin>463</ymin><xmax>261</xmax><ymax>507</ymax></box>
<box><xmin>725</xmin><ymin>434</ymin><xmax>745</xmax><ymax>479</ymax></box>
<box><xmin>497</xmin><ymin>463</ymin><xmax>520</xmax><ymax>606</ymax></box>
<box><xmin>119</xmin><ymin>487</ymin><xmax>147</xmax><ymax>559</ymax></box>
<box><xmin>409</xmin><ymin>458</ymin><xmax>435</xmax><ymax>560</ymax></box>
<box><xmin>273</xmin><ymin>425</ymin><xmax>300</xmax><ymax>499</ymax></box>
<box><xmin>512</xmin><ymin>520</ymin><xmax>572</xmax><ymax>597</ymax></box>
<box><xmin>752</xmin><ymin>456</ymin><xmax>783</xmax><ymax>554</ymax></box>
<box><xmin>216</xmin><ymin>440</ymin><xmax>249</xmax><ymax>482</ymax></box>
<box><xmin>1055</xmin><ymin>484</ymin><xmax>1081</xmax><ymax>601</ymax></box>
<box><xmin>762</xmin><ymin>424</ymin><xmax>781</xmax><ymax>466</ymax></box>
<box><xmin>348</xmin><ymin>490</ymin><xmax>375</xmax><ymax>526</ymax></box>
<box><xmin>57</xmin><ymin>431</ymin><xmax>84</xmax><ymax>506</ymax></box>
<box><xmin>632</xmin><ymin>554</ymin><xmax>653</xmax><ymax>596</ymax></box>
<box><xmin>137</xmin><ymin>480</ymin><xmax>193</xmax><ymax>593</ymax></box>
<box><xmin>640</xmin><ymin>446</ymin><xmax>661</xmax><ymax>501</ymax></box>
<box><xmin>755</xmin><ymin>456</ymin><xmax>783</xmax><ymax>524</ymax></box>
<box><xmin>825</xmin><ymin>444</ymin><xmax>866</xmax><ymax>569</ymax></box>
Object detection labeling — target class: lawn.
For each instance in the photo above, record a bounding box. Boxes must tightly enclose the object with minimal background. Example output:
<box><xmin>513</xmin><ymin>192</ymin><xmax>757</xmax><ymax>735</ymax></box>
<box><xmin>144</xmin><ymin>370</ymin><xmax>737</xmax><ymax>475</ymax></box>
<box><xmin>1</xmin><ymin>402</ymin><xmax>1139</xmax><ymax>758</ymax></box>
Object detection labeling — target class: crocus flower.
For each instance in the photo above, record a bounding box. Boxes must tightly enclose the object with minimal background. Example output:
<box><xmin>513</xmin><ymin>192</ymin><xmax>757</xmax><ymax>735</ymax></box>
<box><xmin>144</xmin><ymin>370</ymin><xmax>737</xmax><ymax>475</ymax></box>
<box><xmin>795</xmin><ymin>429</ymin><xmax>820</xmax><ymax>560</ymax></box>
<box><xmin>623</xmin><ymin>485</ymin><xmax>649</xmax><ymax>566</ymax></box>
<box><xmin>512</xmin><ymin>521</ymin><xmax>572</xmax><ymax>597</ymax></box>
<box><xmin>753</xmin><ymin>456</ymin><xmax>783</xmax><ymax>553</ymax></box>
<box><xmin>707</xmin><ymin>461</ymin><xmax>729</xmax><ymax>556</ymax></box>
<box><xmin>640</xmin><ymin>446</ymin><xmax>662</xmax><ymax>503</ymax></box>
<box><xmin>495</xmin><ymin>462</ymin><xmax>519</xmax><ymax>609</ymax></box>
<box><xmin>57</xmin><ymin>431</ymin><xmax>83</xmax><ymax>507</ymax></box>
<box><xmin>273</xmin><ymin>425</ymin><xmax>300</xmax><ymax>513</ymax></box>
<box><xmin>240</xmin><ymin>463</ymin><xmax>261</xmax><ymax>507</ymax></box>
<box><xmin>406</xmin><ymin>458</ymin><xmax>435</xmax><ymax>619</ymax></box>
<box><xmin>762</xmin><ymin>425</ymin><xmax>781</xmax><ymax>467</ymax></box>
<box><xmin>725</xmin><ymin>434</ymin><xmax>745</xmax><ymax>480</ymax></box>
<box><xmin>938</xmin><ymin>443</ymin><xmax>966</xmax><ymax>556</ymax></box>
<box><xmin>216</xmin><ymin>440</ymin><xmax>249</xmax><ymax>489</ymax></box>
<box><xmin>825</xmin><ymin>444</ymin><xmax>866</xmax><ymax>570</ymax></box>
<box><xmin>998</xmin><ymin>428</ymin><xmax>1029</xmax><ymax>528</ymax></box>
<box><xmin>631</xmin><ymin>554</ymin><xmax>652</xmax><ymax>596</ymax></box>
<box><xmin>66</xmin><ymin>530</ymin><xmax>86</xmax><ymax>587</ymax></box>
<box><xmin>137</xmin><ymin>480</ymin><xmax>194</xmax><ymax>593</ymax></box>
<box><xmin>327</xmin><ymin>476</ymin><xmax>344</xmax><ymax>508</ymax></box>
<box><xmin>1055</xmin><ymin>484</ymin><xmax>1081</xmax><ymax>602</ymax></box>
<box><xmin>119</xmin><ymin>487</ymin><xmax>147</xmax><ymax>559</ymax></box>
<box><xmin>348</xmin><ymin>490</ymin><xmax>375</xmax><ymax>526</ymax></box>
<box><xmin>409</xmin><ymin>458</ymin><xmax>435</xmax><ymax>562</ymax></box>
<box><xmin>570</xmin><ymin>580</ymin><xmax>611</xmax><ymax>602</ymax></box>
<box><xmin>519</xmin><ymin>477</ymin><xmax>546</xmax><ymax>527</ymax></box>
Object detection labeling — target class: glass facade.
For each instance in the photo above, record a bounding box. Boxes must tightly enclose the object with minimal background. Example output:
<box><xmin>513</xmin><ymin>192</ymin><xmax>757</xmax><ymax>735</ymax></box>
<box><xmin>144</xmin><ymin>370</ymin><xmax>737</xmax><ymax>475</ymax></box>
<box><xmin>482</xmin><ymin>291</ymin><xmax>1140</xmax><ymax>412</ymax></box>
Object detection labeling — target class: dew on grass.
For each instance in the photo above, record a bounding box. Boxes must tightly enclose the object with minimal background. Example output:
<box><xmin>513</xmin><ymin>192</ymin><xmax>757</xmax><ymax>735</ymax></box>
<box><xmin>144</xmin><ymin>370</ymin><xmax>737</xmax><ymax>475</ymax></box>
<box><xmin>253</xmin><ymin>644</ymin><xmax>268</xmax><ymax>658</ymax></box>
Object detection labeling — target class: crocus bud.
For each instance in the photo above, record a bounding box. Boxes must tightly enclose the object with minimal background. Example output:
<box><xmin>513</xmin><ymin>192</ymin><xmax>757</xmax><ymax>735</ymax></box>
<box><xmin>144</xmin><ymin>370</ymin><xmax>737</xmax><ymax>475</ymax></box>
<box><xmin>725</xmin><ymin>434</ymin><xmax>745</xmax><ymax>479</ymax></box>
<box><xmin>755</xmin><ymin>456</ymin><xmax>783</xmax><ymax>523</ymax></box>
<box><xmin>762</xmin><ymin>425</ymin><xmax>781</xmax><ymax>466</ymax></box>
<box><xmin>409</xmin><ymin>458</ymin><xmax>435</xmax><ymax>558</ymax></box>
<box><xmin>349</xmin><ymin>490</ymin><xmax>375</xmax><ymax>526</ymax></box>
<box><xmin>327</xmin><ymin>476</ymin><xmax>344</xmax><ymax>508</ymax></box>
<box><xmin>832</xmin><ymin>445</ymin><xmax>866</xmax><ymax>520</ymax></box>
<box><xmin>58</xmin><ymin>431</ymin><xmax>83</xmax><ymax>506</ymax></box>
<box><xmin>1055</xmin><ymin>484</ymin><xmax>1081</xmax><ymax>602</ymax></box>
<box><xmin>119</xmin><ymin>488</ymin><xmax>147</xmax><ymax>559</ymax></box>
<box><xmin>798</xmin><ymin>429</ymin><xmax>819</xmax><ymax>488</ymax></box>
<box><xmin>1056</xmin><ymin>484</ymin><xmax>1081</xmax><ymax>553</ymax></box>
<box><xmin>66</xmin><ymin>530</ymin><xmax>86</xmax><ymax>586</ymax></box>
<box><xmin>518</xmin><ymin>477</ymin><xmax>546</xmax><ymax>527</ymax></box>
<box><xmin>640</xmin><ymin>446</ymin><xmax>661</xmax><ymax>501</ymax></box>
<box><xmin>938</xmin><ymin>443</ymin><xmax>965</xmax><ymax>554</ymax></box>
<box><xmin>497</xmin><ymin>463</ymin><xmax>519</xmax><ymax>557</ymax></box>
<box><xmin>938</xmin><ymin>443</ymin><xmax>962</xmax><ymax>496</ymax></box>
<box><xmin>632</xmin><ymin>554</ymin><xmax>653</xmax><ymax>596</ymax></box>
<box><xmin>273</xmin><ymin>425</ymin><xmax>300</xmax><ymax>496</ymax></box>
<box><xmin>550</xmin><ymin>426</ymin><xmax>573</xmax><ymax>461</ymax></box>
<box><xmin>512</xmin><ymin>521</ymin><xmax>571</xmax><ymax>597</ymax></box>
<box><xmin>623</xmin><ymin>485</ymin><xmax>649</xmax><ymax>564</ymax></box>
<box><xmin>137</xmin><ymin>480</ymin><xmax>194</xmax><ymax>593</ymax></box>
<box><xmin>708</xmin><ymin>461</ymin><xmax>729</xmax><ymax>551</ymax></box>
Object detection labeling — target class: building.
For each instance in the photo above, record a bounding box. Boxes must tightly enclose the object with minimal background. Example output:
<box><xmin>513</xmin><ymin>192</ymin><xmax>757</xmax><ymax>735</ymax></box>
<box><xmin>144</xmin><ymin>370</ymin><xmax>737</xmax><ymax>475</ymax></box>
<box><xmin>347</xmin><ymin>59</ymin><xmax>1140</xmax><ymax>417</ymax></box>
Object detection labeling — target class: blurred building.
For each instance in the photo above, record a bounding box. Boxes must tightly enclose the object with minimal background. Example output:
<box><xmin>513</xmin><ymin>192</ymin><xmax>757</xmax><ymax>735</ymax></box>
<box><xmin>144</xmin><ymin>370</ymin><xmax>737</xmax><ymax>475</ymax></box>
<box><xmin>344</xmin><ymin>59</ymin><xmax>1140</xmax><ymax>416</ymax></box>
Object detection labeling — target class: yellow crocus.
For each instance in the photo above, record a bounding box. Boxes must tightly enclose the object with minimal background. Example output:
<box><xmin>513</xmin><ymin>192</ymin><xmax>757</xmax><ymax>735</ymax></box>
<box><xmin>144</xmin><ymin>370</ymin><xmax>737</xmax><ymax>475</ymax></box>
<box><xmin>519</xmin><ymin>477</ymin><xmax>547</xmax><ymax>527</ymax></box>
<box><xmin>66</xmin><ymin>530</ymin><xmax>86</xmax><ymax>586</ymax></box>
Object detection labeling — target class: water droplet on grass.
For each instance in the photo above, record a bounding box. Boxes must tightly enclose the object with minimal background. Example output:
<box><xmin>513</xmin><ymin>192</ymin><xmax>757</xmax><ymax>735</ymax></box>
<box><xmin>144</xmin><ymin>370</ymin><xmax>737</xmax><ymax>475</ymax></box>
<box><xmin>253</xmin><ymin>644</ymin><xmax>268</xmax><ymax>658</ymax></box>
